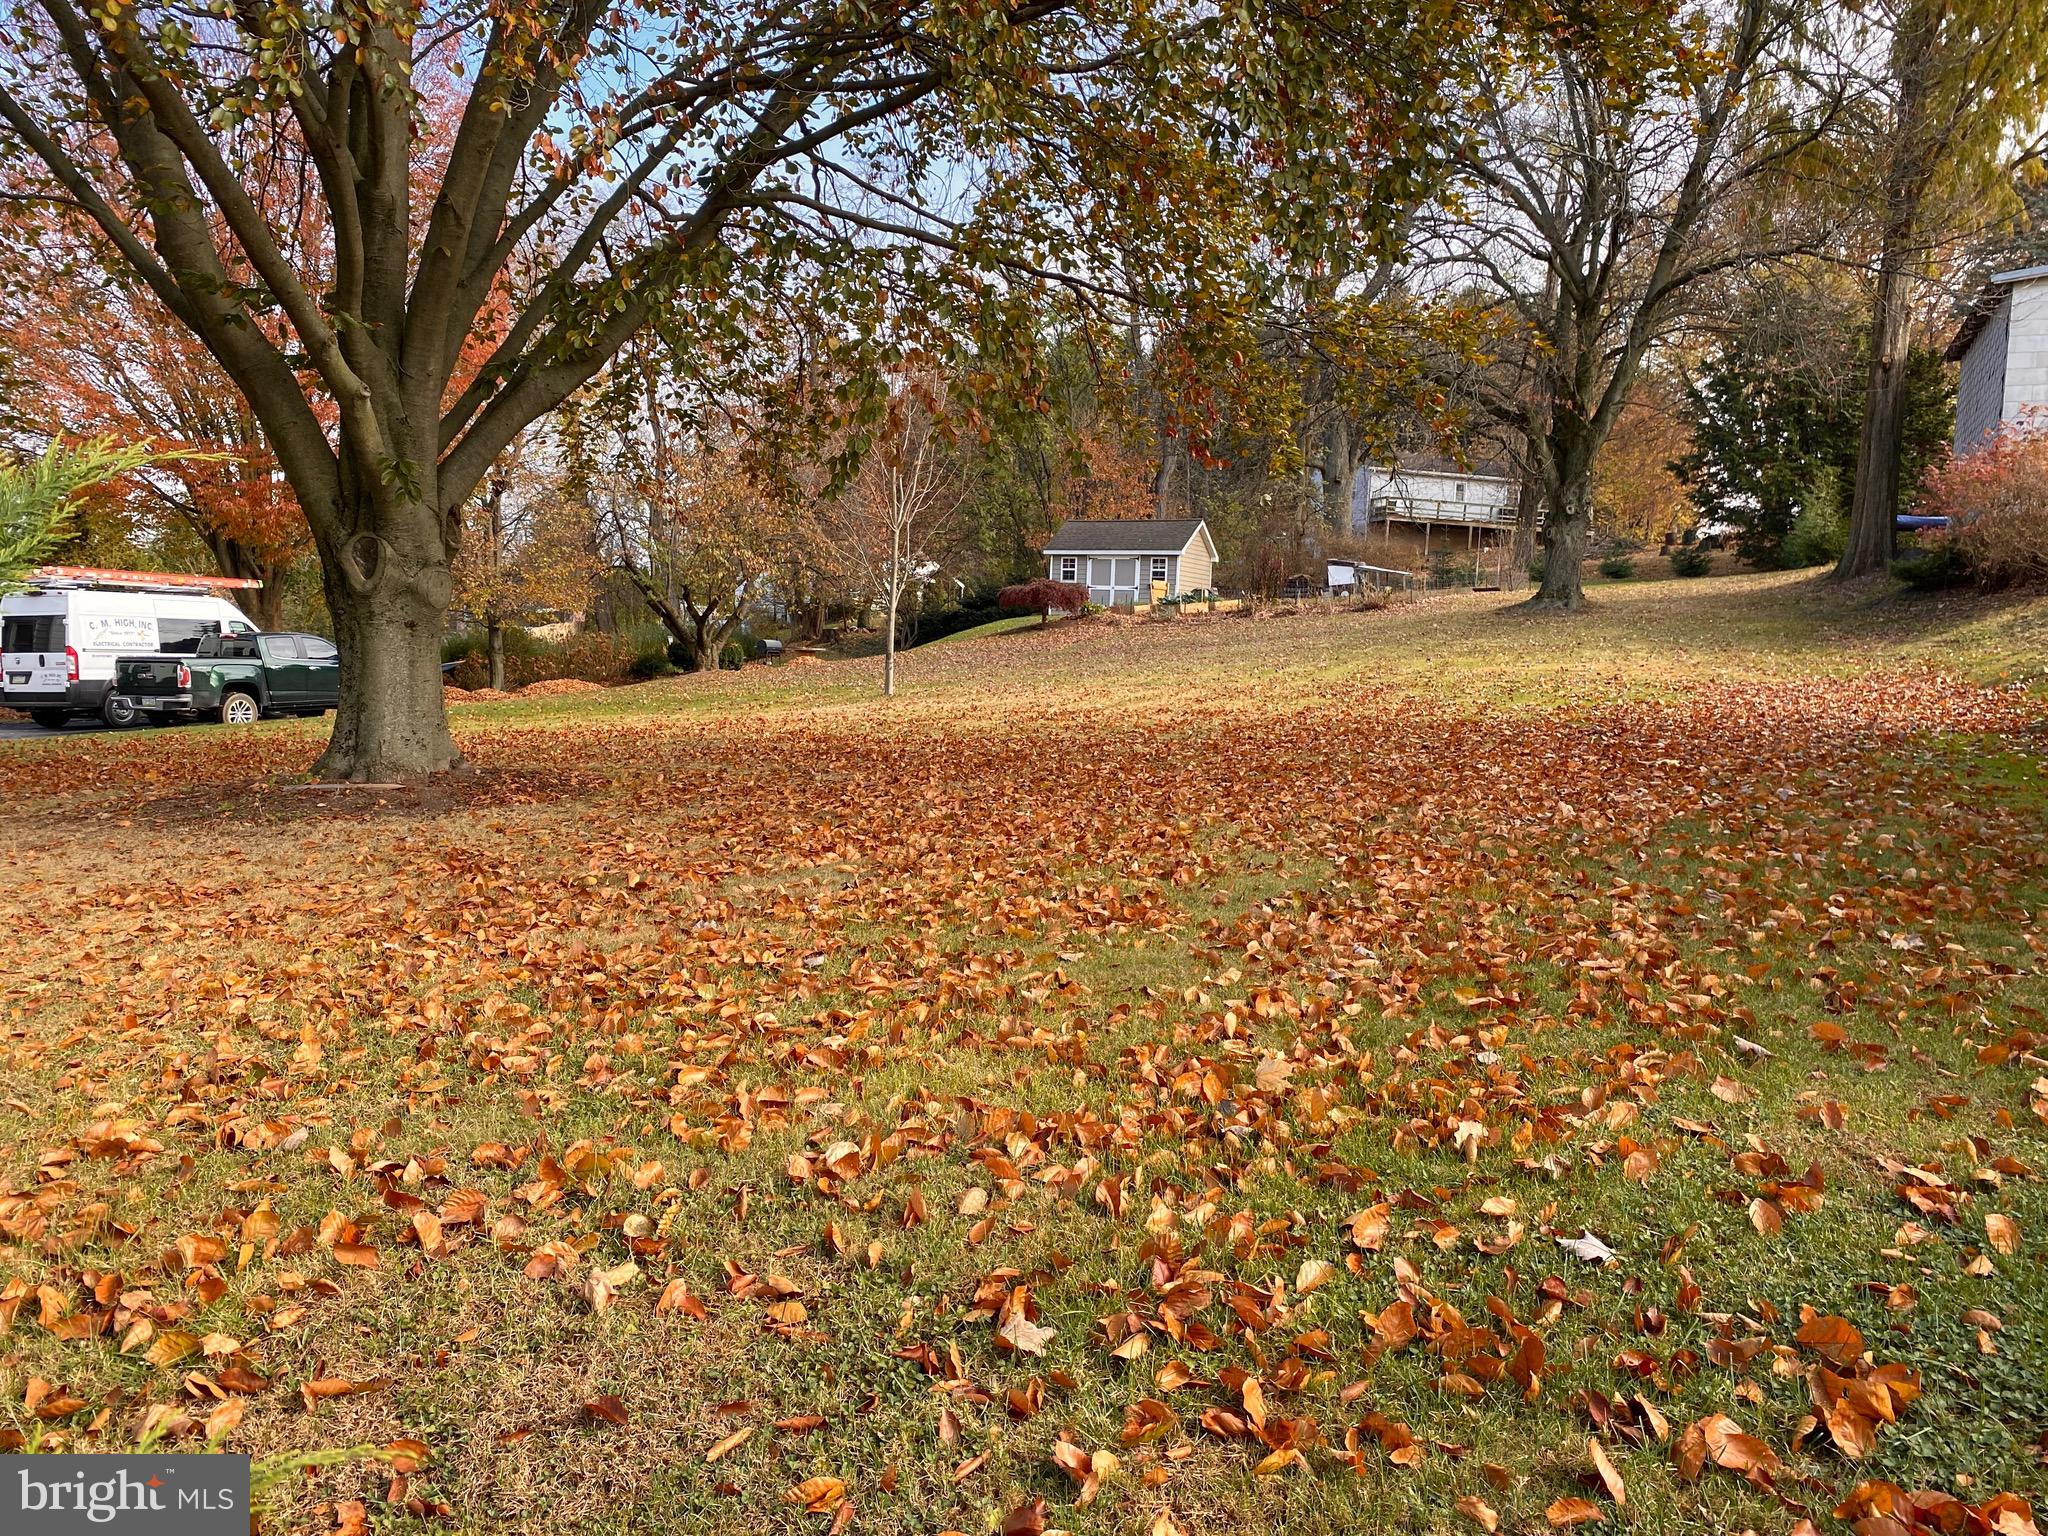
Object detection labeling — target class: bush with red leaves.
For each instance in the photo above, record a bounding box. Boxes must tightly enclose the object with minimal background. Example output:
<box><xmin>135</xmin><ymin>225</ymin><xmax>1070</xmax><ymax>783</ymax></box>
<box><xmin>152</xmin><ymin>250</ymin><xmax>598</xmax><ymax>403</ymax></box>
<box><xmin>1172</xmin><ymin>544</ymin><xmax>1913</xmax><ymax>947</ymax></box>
<box><xmin>998</xmin><ymin>579</ymin><xmax>1091</xmax><ymax>618</ymax></box>
<box><xmin>1917</xmin><ymin>424</ymin><xmax>2048</xmax><ymax>590</ymax></box>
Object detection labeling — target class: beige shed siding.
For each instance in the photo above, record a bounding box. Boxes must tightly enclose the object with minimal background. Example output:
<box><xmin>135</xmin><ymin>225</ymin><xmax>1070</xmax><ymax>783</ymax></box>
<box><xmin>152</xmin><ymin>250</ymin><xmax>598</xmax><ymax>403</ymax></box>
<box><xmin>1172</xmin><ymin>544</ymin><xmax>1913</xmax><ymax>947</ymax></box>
<box><xmin>1176</xmin><ymin>537</ymin><xmax>1213</xmax><ymax>592</ymax></box>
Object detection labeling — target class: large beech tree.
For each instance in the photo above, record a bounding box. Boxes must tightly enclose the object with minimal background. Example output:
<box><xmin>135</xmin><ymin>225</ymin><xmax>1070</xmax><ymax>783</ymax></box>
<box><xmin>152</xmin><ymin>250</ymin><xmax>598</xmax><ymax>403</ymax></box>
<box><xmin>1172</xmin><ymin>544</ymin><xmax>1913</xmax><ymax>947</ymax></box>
<box><xmin>0</xmin><ymin>0</ymin><xmax>1547</xmax><ymax>778</ymax></box>
<box><xmin>1421</xmin><ymin>0</ymin><xmax>1829</xmax><ymax>608</ymax></box>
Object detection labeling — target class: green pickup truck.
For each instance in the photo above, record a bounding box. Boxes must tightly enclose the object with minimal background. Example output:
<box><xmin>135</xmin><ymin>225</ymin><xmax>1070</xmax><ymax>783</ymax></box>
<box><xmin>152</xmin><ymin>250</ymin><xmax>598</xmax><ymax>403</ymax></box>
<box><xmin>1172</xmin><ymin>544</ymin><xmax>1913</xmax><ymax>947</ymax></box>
<box><xmin>113</xmin><ymin>631</ymin><xmax>341</xmax><ymax>725</ymax></box>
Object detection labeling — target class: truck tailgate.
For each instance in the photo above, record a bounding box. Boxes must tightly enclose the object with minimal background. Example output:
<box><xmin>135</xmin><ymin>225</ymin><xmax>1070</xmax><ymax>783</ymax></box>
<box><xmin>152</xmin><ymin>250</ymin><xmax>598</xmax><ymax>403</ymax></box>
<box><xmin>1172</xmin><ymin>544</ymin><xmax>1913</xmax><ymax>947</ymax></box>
<box><xmin>116</xmin><ymin>657</ymin><xmax>186</xmax><ymax>696</ymax></box>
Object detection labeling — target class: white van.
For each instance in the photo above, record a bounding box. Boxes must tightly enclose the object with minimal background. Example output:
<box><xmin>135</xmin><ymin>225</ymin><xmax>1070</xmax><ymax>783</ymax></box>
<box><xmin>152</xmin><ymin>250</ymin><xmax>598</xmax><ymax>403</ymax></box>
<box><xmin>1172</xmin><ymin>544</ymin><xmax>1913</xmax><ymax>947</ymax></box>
<box><xmin>2</xmin><ymin>569</ymin><xmax>261</xmax><ymax>728</ymax></box>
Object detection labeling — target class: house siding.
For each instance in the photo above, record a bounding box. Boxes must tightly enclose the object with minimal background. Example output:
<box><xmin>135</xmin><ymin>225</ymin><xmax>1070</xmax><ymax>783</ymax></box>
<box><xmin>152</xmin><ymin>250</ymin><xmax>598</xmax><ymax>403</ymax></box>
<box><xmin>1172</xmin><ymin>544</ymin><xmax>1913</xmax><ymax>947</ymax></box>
<box><xmin>2002</xmin><ymin>278</ymin><xmax>2048</xmax><ymax>432</ymax></box>
<box><xmin>1955</xmin><ymin>295</ymin><xmax>2010</xmax><ymax>452</ymax></box>
<box><xmin>1352</xmin><ymin>464</ymin><xmax>1516</xmax><ymax>527</ymax></box>
<box><xmin>1177</xmin><ymin>538</ymin><xmax>1213</xmax><ymax>592</ymax></box>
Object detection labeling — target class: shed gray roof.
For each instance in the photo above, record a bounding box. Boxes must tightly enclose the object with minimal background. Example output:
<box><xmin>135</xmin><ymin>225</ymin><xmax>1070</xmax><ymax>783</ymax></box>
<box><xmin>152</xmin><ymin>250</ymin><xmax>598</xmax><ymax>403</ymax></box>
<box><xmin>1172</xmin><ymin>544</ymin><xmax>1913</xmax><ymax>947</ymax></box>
<box><xmin>1946</xmin><ymin>262</ymin><xmax>2048</xmax><ymax>361</ymax></box>
<box><xmin>1042</xmin><ymin>518</ymin><xmax>1209</xmax><ymax>554</ymax></box>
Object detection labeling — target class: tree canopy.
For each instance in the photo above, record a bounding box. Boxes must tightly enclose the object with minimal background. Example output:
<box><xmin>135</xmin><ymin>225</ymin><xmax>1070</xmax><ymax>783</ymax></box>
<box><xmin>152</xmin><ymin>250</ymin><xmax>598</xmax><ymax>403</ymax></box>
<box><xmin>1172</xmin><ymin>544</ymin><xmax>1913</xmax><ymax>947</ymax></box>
<box><xmin>0</xmin><ymin>0</ymin><xmax>1584</xmax><ymax>773</ymax></box>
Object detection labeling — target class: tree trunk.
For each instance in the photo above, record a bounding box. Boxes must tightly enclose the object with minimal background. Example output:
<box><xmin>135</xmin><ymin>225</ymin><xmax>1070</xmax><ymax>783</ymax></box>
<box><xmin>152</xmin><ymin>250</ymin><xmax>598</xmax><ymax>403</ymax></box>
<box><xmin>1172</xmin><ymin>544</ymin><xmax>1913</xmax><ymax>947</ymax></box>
<box><xmin>242</xmin><ymin>573</ymin><xmax>286</xmax><ymax>633</ymax></box>
<box><xmin>1841</xmin><ymin>0</ymin><xmax>1939</xmax><ymax>581</ymax></box>
<box><xmin>312</xmin><ymin>522</ymin><xmax>460</xmax><ymax>782</ymax></box>
<box><xmin>1511</xmin><ymin>441</ymin><xmax>1545</xmax><ymax>572</ymax></box>
<box><xmin>883</xmin><ymin>526</ymin><xmax>901</xmax><ymax>698</ymax></box>
<box><xmin>1322</xmin><ymin>415</ymin><xmax>1353</xmax><ymax>534</ymax></box>
<box><xmin>200</xmin><ymin>528</ymin><xmax>287</xmax><ymax>630</ymax></box>
<box><xmin>1530</xmin><ymin>474</ymin><xmax>1592</xmax><ymax>609</ymax></box>
<box><xmin>487</xmin><ymin>618</ymin><xmax>506</xmax><ymax>692</ymax></box>
<box><xmin>1839</xmin><ymin>253</ymin><xmax>1914</xmax><ymax>580</ymax></box>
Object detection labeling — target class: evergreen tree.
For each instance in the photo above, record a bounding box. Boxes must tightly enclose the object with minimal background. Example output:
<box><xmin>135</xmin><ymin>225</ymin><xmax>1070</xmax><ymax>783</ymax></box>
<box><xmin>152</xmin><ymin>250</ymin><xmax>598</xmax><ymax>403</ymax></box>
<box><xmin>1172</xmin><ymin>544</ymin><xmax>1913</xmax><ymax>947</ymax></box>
<box><xmin>1675</xmin><ymin>299</ymin><xmax>1950</xmax><ymax>565</ymax></box>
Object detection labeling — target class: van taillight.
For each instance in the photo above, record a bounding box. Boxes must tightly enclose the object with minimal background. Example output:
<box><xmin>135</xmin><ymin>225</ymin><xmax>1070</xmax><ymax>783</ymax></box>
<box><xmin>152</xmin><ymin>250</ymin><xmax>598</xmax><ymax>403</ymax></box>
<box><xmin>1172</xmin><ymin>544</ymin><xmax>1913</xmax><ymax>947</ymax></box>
<box><xmin>177</xmin><ymin>663</ymin><xmax>190</xmax><ymax>689</ymax></box>
<box><xmin>65</xmin><ymin>646</ymin><xmax>78</xmax><ymax>682</ymax></box>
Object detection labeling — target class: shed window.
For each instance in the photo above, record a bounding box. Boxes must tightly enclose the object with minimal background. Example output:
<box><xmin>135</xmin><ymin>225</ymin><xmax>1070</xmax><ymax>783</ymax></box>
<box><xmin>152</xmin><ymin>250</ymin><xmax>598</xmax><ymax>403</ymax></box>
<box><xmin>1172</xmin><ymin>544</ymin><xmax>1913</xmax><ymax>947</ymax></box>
<box><xmin>1150</xmin><ymin>557</ymin><xmax>1168</xmax><ymax>583</ymax></box>
<box><xmin>1060</xmin><ymin>556</ymin><xmax>1077</xmax><ymax>581</ymax></box>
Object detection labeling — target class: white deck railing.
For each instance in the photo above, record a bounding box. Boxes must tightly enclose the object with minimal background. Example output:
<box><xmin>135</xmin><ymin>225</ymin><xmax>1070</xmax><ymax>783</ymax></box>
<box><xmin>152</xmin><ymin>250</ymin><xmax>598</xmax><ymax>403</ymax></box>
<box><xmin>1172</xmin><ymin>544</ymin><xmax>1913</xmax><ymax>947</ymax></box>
<box><xmin>1368</xmin><ymin>497</ymin><xmax>1517</xmax><ymax>528</ymax></box>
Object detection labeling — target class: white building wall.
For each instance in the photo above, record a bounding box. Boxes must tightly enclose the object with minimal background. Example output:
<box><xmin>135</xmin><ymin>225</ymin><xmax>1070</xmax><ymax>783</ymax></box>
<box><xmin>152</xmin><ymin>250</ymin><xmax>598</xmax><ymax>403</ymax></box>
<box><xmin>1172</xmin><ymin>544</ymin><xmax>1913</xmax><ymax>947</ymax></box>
<box><xmin>1351</xmin><ymin>465</ymin><xmax>1517</xmax><ymax>529</ymax></box>
<box><xmin>1375</xmin><ymin>469</ymin><xmax>1515</xmax><ymax>508</ymax></box>
<box><xmin>2002</xmin><ymin>277</ymin><xmax>2048</xmax><ymax>428</ymax></box>
<box><xmin>1954</xmin><ymin>298</ymin><xmax>2009</xmax><ymax>452</ymax></box>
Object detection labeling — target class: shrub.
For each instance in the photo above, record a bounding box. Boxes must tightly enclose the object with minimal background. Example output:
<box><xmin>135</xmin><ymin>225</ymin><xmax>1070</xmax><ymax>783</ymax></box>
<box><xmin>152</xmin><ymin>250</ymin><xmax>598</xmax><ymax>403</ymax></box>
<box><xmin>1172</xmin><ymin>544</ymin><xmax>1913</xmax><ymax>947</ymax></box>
<box><xmin>998</xmin><ymin>578</ymin><xmax>1090</xmax><ymax>618</ymax></box>
<box><xmin>1917</xmin><ymin>427</ymin><xmax>2048</xmax><ymax>589</ymax></box>
<box><xmin>1598</xmin><ymin>554</ymin><xmax>1636</xmax><ymax>580</ymax></box>
<box><xmin>908</xmin><ymin>602</ymin><xmax>1006</xmax><ymax>645</ymax></box>
<box><xmin>444</xmin><ymin>629</ymin><xmax>645</xmax><ymax>690</ymax></box>
<box><xmin>1425</xmin><ymin>550</ymin><xmax>1470</xmax><ymax>587</ymax></box>
<box><xmin>1783</xmin><ymin>465</ymin><xmax>1847</xmax><ymax>568</ymax></box>
<box><xmin>718</xmin><ymin>640</ymin><xmax>745</xmax><ymax>671</ymax></box>
<box><xmin>627</xmin><ymin>649</ymin><xmax>675</xmax><ymax>680</ymax></box>
<box><xmin>1892</xmin><ymin>540</ymin><xmax>1975</xmax><ymax>590</ymax></box>
<box><xmin>1668</xmin><ymin>543</ymin><xmax>1713</xmax><ymax>578</ymax></box>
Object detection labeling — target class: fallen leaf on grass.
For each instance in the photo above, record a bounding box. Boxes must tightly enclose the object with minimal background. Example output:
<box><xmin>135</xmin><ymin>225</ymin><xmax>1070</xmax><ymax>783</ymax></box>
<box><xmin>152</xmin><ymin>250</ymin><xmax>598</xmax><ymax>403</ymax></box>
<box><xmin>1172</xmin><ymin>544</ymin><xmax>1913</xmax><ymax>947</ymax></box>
<box><xmin>1295</xmin><ymin>1259</ymin><xmax>1338</xmax><ymax>1294</ymax></box>
<box><xmin>784</xmin><ymin>1477</ymin><xmax>846</xmax><ymax>1514</ymax></box>
<box><xmin>1457</xmin><ymin>1493</ymin><xmax>1500</xmax><ymax>1531</ymax></box>
<box><xmin>1052</xmin><ymin>1439</ymin><xmax>1119</xmax><ymax>1505</ymax></box>
<box><xmin>1677</xmin><ymin>1413</ymin><xmax>1782</xmax><ymax>1485</ymax></box>
<box><xmin>1588</xmin><ymin>1438</ymin><xmax>1625</xmax><ymax>1506</ymax></box>
<box><xmin>1546</xmin><ymin>1497</ymin><xmax>1603</xmax><ymax>1527</ymax></box>
<box><xmin>996</xmin><ymin>1308</ymin><xmax>1055</xmax><ymax>1356</ymax></box>
<box><xmin>583</xmin><ymin>1396</ymin><xmax>628</xmax><ymax>1427</ymax></box>
<box><xmin>301</xmin><ymin>1377</ymin><xmax>388</xmax><ymax>1411</ymax></box>
<box><xmin>1794</xmin><ymin>1314</ymin><xmax>1865</xmax><ymax>1365</ymax></box>
<box><xmin>705</xmin><ymin>1426</ymin><xmax>753</xmax><ymax>1462</ymax></box>
<box><xmin>1557</xmin><ymin>1232</ymin><xmax>1616</xmax><ymax>1264</ymax></box>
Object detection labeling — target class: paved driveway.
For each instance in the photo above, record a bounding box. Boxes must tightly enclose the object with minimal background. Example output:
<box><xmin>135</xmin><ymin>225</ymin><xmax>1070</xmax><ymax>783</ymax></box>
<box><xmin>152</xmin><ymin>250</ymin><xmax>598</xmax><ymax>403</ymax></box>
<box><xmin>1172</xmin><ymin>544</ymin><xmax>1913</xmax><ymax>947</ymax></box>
<box><xmin>0</xmin><ymin>718</ymin><xmax>112</xmax><ymax>741</ymax></box>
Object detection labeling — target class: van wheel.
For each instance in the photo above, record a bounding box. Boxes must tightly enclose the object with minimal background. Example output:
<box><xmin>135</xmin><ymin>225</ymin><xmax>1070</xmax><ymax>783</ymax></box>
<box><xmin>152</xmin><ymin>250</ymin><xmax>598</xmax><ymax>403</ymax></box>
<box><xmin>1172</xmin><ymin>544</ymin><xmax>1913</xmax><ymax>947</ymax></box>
<box><xmin>28</xmin><ymin>709</ymin><xmax>69</xmax><ymax>730</ymax></box>
<box><xmin>102</xmin><ymin>694</ymin><xmax>139</xmax><ymax>728</ymax></box>
<box><xmin>220</xmin><ymin>692</ymin><xmax>260</xmax><ymax>725</ymax></box>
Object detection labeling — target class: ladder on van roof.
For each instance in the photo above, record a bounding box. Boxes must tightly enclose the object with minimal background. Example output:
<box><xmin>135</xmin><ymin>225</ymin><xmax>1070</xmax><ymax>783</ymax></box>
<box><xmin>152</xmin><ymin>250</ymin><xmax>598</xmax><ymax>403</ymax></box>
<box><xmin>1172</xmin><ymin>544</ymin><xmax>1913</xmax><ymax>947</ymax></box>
<box><xmin>24</xmin><ymin>565</ymin><xmax>263</xmax><ymax>593</ymax></box>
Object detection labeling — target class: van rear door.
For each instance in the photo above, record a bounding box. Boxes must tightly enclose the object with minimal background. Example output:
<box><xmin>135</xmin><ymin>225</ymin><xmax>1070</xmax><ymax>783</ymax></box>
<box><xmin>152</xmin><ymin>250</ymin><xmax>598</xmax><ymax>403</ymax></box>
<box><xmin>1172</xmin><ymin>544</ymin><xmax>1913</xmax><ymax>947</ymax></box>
<box><xmin>1</xmin><ymin>600</ymin><xmax>69</xmax><ymax>702</ymax></box>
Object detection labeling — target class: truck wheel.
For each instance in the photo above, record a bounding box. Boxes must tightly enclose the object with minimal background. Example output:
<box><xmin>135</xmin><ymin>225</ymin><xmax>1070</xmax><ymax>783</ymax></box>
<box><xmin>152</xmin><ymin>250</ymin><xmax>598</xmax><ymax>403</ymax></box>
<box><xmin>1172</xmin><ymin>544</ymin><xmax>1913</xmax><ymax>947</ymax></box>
<box><xmin>220</xmin><ymin>691</ymin><xmax>261</xmax><ymax>725</ymax></box>
<box><xmin>102</xmin><ymin>694</ymin><xmax>139</xmax><ymax>728</ymax></box>
<box><xmin>28</xmin><ymin>709</ymin><xmax>69</xmax><ymax>730</ymax></box>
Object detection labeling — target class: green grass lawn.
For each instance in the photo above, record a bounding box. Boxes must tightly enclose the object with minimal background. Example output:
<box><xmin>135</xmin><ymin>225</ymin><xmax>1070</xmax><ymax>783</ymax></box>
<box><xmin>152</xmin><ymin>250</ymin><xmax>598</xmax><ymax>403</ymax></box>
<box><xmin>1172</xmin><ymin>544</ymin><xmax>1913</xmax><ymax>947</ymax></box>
<box><xmin>0</xmin><ymin>571</ymin><xmax>2044</xmax><ymax>1535</ymax></box>
<box><xmin>927</xmin><ymin>613</ymin><xmax>1073</xmax><ymax>645</ymax></box>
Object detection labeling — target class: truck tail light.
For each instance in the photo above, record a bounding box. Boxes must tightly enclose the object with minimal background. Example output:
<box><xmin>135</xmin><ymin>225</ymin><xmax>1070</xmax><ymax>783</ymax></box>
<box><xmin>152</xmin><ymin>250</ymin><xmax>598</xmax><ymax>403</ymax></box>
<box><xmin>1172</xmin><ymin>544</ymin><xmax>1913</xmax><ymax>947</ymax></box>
<box><xmin>65</xmin><ymin>646</ymin><xmax>79</xmax><ymax>682</ymax></box>
<box><xmin>176</xmin><ymin>663</ymin><xmax>191</xmax><ymax>689</ymax></box>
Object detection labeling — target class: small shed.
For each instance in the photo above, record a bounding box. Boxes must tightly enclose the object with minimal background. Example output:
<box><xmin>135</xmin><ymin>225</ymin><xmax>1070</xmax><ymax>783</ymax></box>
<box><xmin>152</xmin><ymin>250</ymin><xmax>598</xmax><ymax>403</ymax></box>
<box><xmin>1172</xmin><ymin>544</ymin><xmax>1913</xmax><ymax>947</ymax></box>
<box><xmin>1042</xmin><ymin>518</ymin><xmax>1217</xmax><ymax>606</ymax></box>
<box><xmin>1947</xmin><ymin>262</ymin><xmax>2048</xmax><ymax>452</ymax></box>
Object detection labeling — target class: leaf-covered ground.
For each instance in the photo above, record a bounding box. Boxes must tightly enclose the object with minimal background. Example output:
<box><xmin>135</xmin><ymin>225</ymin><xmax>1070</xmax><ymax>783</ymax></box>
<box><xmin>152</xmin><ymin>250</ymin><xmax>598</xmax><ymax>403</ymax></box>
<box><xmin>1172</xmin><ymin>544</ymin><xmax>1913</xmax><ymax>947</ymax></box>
<box><xmin>3</xmin><ymin>570</ymin><xmax>2046</xmax><ymax>1536</ymax></box>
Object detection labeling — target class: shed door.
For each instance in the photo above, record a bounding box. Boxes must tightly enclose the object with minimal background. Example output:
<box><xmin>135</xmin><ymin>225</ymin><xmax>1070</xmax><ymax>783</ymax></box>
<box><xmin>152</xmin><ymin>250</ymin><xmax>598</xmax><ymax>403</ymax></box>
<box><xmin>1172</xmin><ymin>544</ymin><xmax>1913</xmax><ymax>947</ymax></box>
<box><xmin>1086</xmin><ymin>557</ymin><xmax>1142</xmax><ymax>606</ymax></box>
